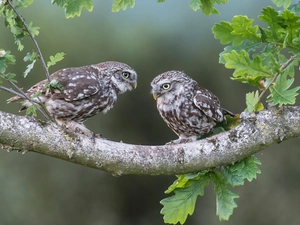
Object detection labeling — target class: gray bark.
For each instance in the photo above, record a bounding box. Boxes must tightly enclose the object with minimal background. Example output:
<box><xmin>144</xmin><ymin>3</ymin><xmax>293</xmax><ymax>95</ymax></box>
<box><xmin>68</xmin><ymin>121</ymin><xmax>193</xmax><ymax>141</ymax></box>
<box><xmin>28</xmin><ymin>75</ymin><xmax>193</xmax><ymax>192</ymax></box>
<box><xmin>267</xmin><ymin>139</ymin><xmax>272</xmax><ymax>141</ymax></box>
<box><xmin>0</xmin><ymin>106</ymin><xmax>299</xmax><ymax>176</ymax></box>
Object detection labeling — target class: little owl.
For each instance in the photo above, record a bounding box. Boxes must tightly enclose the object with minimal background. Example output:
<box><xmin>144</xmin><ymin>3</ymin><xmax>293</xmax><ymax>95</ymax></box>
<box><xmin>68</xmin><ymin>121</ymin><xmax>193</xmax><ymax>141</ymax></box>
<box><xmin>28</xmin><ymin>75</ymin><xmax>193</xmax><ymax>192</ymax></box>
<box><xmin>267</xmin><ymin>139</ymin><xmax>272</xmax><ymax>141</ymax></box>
<box><xmin>151</xmin><ymin>70</ymin><xmax>234</xmax><ymax>144</ymax></box>
<box><xmin>8</xmin><ymin>61</ymin><xmax>138</xmax><ymax>138</ymax></box>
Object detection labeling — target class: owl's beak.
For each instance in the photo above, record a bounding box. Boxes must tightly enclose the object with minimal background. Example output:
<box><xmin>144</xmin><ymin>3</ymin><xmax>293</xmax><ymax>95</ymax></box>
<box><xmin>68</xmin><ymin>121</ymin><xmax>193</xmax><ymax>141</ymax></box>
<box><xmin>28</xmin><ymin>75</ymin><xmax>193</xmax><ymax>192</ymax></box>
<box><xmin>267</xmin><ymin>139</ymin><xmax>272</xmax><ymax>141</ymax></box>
<box><xmin>132</xmin><ymin>82</ymin><xmax>137</xmax><ymax>89</ymax></box>
<box><xmin>152</xmin><ymin>93</ymin><xmax>159</xmax><ymax>100</ymax></box>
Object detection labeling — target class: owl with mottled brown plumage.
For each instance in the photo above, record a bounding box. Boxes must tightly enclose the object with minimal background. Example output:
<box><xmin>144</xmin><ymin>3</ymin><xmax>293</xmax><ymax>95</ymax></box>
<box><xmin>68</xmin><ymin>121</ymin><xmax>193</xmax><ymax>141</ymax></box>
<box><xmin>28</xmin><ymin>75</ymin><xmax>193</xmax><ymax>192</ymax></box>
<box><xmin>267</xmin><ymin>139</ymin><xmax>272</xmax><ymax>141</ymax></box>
<box><xmin>8</xmin><ymin>61</ymin><xmax>137</xmax><ymax>138</ymax></box>
<box><xmin>151</xmin><ymin>71</ymin><xmax>234</xmax><ymax>144</ymax></box>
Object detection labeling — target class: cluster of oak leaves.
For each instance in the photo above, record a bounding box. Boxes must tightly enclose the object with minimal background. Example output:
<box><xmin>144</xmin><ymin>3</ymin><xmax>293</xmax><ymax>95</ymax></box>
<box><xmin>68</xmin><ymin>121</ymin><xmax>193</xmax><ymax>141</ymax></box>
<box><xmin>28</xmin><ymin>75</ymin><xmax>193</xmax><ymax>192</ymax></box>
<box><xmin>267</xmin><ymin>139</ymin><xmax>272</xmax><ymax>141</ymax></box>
<box><xmin>1</xmin><ymin>0</ymin><xmax>300</xmax><ymax>224</ymax></box>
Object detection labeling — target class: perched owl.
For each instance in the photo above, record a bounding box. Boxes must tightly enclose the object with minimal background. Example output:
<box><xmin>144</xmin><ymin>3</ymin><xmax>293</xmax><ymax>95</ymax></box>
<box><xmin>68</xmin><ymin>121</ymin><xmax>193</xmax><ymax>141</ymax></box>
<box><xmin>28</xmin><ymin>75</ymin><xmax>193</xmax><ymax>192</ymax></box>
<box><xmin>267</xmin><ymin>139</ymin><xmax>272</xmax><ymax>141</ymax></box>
<box><xmin>151</xmin><ymin>71</ymin><xmax>234</xmax><ymax>144</ymax></box>
<box><xmin>8</xmin><ymin>61</ymin><xmax>138</xmax><ymax>138</ymax></box>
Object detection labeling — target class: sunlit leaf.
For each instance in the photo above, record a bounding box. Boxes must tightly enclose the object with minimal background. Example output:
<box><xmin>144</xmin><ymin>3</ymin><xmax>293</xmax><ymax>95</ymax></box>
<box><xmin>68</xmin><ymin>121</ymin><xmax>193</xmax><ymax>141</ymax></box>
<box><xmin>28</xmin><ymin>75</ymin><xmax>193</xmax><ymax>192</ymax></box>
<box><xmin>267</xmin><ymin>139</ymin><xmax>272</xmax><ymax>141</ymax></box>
<box><xmin>52</xmin><ymin>0</ymin><xmax>94</xmax><ymax>18</ymax></box>
<box><xmin>222</xmin><ymin>50</ymin><xmax>272</xmax><ymax>86</ymax></box>
<box><xmin>161</xmin><ymin>174</ymin><xmax>210</xmax><ymax>224</ymax></box>
<box><xmin>245</xmin><ymin>91</ymin><xmax>264</xmax><ymax>112</ymax></box>
<box><xmin>112</xmin><ymin>0</ymin><xmax>135</xmax><ymax>12</ymax></box>
<box><xmin>272</xmin><ymin>0</ymin><xmax>293</xmax><ymax>9</ymax></box>
<box><xmin>212</xmin><ymin>21</ymin><xmax>244</xmax><ymax>46</ymax></box>
<box><xmin>47</xmin><ymin>52</ymin><xmax>66</xmax><ymax>67</ymax></box>
<box><xmin>231</xmin><ymin>15</ymin><xmax>261</xmax><ymax>42</ymax></box>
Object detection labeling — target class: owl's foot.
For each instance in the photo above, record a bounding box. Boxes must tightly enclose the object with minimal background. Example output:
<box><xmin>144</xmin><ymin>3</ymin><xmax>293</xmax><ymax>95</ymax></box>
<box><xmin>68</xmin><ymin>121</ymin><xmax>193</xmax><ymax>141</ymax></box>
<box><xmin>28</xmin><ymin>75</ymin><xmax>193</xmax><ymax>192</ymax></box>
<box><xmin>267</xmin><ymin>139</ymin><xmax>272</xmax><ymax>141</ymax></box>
<box><xmin>55</xmin><ymin>119</ymin><xmax>94</xmax><ymax>139</ymax></box>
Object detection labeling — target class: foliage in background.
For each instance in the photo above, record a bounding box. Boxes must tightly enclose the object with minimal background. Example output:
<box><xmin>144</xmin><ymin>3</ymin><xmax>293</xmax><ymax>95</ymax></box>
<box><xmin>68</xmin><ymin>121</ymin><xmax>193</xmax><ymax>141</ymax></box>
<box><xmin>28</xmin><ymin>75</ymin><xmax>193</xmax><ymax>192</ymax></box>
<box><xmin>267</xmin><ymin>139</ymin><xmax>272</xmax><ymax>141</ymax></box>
<box><xmin>1</xmin><ymin>0</ymin><xmax>300</xmax><ymax>224</ymax></box>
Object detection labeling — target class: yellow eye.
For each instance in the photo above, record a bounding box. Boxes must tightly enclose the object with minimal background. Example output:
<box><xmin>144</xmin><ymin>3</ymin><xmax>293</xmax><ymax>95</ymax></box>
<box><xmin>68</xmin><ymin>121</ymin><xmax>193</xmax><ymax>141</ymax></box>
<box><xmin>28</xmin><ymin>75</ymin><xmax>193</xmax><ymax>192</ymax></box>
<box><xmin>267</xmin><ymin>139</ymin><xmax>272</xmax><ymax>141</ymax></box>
<box><xmin>162</xmin><ymin>83</ymin><xmax>171</xmax><ymax>90</ymax></box>
<box><xmin>122</xmin><ymin>72</ymin><xmax>130</xmax><ymax>79</ymax></box>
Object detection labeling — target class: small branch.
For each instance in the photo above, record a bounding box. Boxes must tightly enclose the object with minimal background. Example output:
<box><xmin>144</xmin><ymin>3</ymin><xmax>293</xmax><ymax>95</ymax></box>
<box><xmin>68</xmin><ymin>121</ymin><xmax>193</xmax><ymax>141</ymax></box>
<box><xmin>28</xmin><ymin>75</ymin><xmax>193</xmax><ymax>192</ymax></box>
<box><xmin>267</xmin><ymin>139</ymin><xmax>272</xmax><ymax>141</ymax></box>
<box><xmin>258</xmin><ymin>55</ymin><xmax>298</xmax><ymax>102</ymax></box>
<box><xmin>0</xmin><ymin>85</ymin><xmax>27</xmax><ymax>99</ymax></box>
<box><xmin>7</xmin><ymin>0</ymin><xmax>51</xmax><ymax>84</ymax></box>
<box><xmin>0</xmin><ymin>106</ymin><xmax>300</xmax><ymax>176</ymax></box>
<box><xmin>7</xmin><ymin>80</ymin><xmax>51</xmax><ymax>120</ymax></box>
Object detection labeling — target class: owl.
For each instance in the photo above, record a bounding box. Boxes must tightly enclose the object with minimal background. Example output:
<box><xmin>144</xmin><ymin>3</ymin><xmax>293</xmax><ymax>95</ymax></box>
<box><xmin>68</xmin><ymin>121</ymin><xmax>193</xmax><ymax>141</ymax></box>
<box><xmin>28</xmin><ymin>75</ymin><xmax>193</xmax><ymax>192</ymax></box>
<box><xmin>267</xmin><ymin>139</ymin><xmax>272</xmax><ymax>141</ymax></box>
<box><xmin>151</xmin><ymin>71</ymin><xmax>234</xmax><ymax>144</ymax></box>
<box><xmin>8</xmin><ymin>61</ymin><xmax>138</xmax><ymax>138</ymax></box>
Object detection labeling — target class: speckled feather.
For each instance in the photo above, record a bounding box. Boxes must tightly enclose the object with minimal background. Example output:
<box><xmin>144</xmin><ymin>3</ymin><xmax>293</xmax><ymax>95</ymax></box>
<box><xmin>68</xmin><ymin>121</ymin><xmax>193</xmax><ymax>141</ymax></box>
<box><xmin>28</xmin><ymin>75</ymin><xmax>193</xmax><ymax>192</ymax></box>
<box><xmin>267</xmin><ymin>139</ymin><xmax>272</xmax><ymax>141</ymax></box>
<box><xmin>151</xmin><ymin>70</ymin><xmax>234</xmax><ymax>144</ymax></box>
<box><xmin>8</xmin><ymin>61</ymin><xmax>138</xmax><ymax>137</ymax></box>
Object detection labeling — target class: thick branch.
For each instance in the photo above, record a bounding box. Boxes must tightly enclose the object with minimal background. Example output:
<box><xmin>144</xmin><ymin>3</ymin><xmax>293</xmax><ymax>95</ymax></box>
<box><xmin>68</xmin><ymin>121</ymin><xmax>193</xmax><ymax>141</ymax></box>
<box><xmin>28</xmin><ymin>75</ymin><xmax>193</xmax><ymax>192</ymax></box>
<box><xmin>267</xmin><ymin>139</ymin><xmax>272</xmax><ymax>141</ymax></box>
<box><xmin>0</xmin><ymin>106</ymin><xmax>300</xmax><ymax>176</ymax></box>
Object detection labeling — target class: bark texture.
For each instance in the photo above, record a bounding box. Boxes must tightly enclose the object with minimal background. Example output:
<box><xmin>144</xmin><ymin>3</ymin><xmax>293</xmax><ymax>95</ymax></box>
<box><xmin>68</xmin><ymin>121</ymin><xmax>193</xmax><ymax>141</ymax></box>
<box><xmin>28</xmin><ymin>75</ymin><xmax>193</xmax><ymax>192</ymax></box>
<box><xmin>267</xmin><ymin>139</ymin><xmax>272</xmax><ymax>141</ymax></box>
<box><xmin>0</xmin><ymin>106</ymin><xmax>299</xmax><ymax>176</ymax></box>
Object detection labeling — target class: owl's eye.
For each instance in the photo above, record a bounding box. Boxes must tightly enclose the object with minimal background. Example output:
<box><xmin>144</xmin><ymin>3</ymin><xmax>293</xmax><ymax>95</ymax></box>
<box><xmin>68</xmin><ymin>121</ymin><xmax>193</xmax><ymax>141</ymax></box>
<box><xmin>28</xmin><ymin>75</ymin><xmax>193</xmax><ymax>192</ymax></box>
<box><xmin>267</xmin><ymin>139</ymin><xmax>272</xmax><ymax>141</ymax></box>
<box><xmin>162</xmin><ymin>83</ymin><xmax>171</xmax><ymax>90</ymax></box>
<box><xmin>122</xmin><ymin>71</ymin><xmax>131</xmax><ymax>79</ymax></box>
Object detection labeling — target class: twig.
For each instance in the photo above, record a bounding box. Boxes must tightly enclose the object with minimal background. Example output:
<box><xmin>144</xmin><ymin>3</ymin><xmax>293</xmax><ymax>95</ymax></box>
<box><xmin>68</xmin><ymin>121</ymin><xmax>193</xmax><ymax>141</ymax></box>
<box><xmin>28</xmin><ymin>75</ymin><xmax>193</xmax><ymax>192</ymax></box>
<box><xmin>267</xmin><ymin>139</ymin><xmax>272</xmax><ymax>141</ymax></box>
<box><xmin>5</xmin><ymin>0</ymin><xmax>56</xmax><ymax>122</ymax></box>
<box><xmin>0</xmin><ymin>85</ymin><xmax>27</xmax><ymax>99</ymax></box>
<box><xmin>6</xmin><ymin>0</ymin><xmax>51</xmax><ymax>85</ymax></box>
<box><xmin>258</xmin><ymin>55</ymin><xmax>298</xmax><ymax>102</ymax></box>
<box><xmin>7</xmin><ymin>81</ymin><xmax>51</xmax><ymax>120</ymax></box>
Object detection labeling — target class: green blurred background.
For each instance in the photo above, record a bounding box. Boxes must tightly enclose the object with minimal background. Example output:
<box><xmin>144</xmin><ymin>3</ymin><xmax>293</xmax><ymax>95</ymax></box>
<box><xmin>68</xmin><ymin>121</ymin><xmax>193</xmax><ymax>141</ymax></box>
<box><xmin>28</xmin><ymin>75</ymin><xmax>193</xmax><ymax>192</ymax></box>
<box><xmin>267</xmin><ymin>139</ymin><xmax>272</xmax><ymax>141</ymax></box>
<box><xmin>0</xmin><ymin>1</ymin><xmax>300</xmax><ymax>224</ymax></box>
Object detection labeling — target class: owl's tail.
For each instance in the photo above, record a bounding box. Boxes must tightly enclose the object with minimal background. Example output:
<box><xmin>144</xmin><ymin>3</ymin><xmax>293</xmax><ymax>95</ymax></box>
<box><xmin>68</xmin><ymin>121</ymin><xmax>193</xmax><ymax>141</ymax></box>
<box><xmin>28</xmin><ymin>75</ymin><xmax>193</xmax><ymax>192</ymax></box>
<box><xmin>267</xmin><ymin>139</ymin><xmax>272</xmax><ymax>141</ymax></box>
<box><xmin>7</xmin><ymin>96</ymin><xmax>32</xmax><ymax>112</ymax></box>
<box><xmin>222</xmin><ymin>108</ymin><xmax>235</xmax><ymax>117</ymax></box>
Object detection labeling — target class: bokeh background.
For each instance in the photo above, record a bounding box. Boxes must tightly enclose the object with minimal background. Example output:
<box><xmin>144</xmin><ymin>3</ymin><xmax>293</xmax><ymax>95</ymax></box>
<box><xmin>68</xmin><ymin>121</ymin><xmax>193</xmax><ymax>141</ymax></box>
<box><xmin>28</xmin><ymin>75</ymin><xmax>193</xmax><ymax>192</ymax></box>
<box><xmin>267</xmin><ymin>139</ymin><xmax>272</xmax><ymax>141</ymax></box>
<box><xmin>0</xmin><ymin>0</ymin><xmax>300</xmax><ymax>224</ymax></box>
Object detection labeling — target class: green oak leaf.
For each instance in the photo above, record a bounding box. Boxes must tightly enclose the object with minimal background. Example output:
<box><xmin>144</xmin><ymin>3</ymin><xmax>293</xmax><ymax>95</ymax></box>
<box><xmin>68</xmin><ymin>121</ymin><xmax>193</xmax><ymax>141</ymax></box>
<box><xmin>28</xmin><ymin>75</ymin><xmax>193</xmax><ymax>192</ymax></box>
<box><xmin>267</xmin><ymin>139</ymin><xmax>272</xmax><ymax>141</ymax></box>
<box><xmin>52</xmin><ymin>0</ymin><xmax>93</xmax><ymax>18</ymax></box>
<box><xmin>221</xmin><ymin>166</ymin><xmax>244</xmax><ymax>187</ymax></box>
<box><xmin>165</xmin><ymin>172</ymin><xmax>207</xmax><ymax>194</ymax></box>
<box><xmin>281</xmin><ymin>9</ymin><xmax>300</xmax><ymax>46</ymax></box>
<box><xmin>231</xmin><ymin>15</ymin><xmax>261</xmax><ymax>42</ymax></box>
<box><xmin>161</xmin><ymin>174</ymin><xmax>210</xmax><ymax>224</ymax></box>
<box><xmin>272</xmin><ymin>0</ymin><xmax>293</xmax><ymax>9</ymax></box>
<box><xmin>289</xmin><ymin>1</ymin><xmax>300</xmax><ymax>13</ymax></box>
<box><xmin>0</xmin><ymin>73</ymin><xmax>17</xmax><ymax>83</ymax></box>
<box><xmin>219</xmin><ymin>41</ymin><xmax>261</xmax><ymax>64</ymax></box>
<box><xmin>223</xmin><ymin>156</ymin><xmax>262</xmax><ymax>187</ymax></box>
<box><xmin>222</xmin><ymin>50</ymin><xmax>272</xmax><ymax>86</ymax></box>
<box><xmin>26</xmin><ymin>104</ymin><xmax>37</xmax><ymax>117</ymax></box>
<box><xmin>258</xmin><ymin>6</ymin><xmax>285</xmax><ymax>42</ymax></box>
<box><xmin>26</xmin><ymin>22</ymin><xmax>40</xmax><ymax>37</ymax></box>
<box><xmin>47</xmin><ymin>52</ymin><xmax>66</xmax><ymax>67</ymax></box>
<box><xmin>189</xmin><ymin>0</ymin><xmax>227</xmax><ymax>15</ymax></box>
<box><xmin>211</xmin><ymin>171</ymin><xmax>239</xmax><ymax>221</ymax></box>
<box><xmin>16</xmin><ymin>0</ymin><xmax>34</xmax><ymax>8</ymax></box>
<box><xmin>267</xmin><ymin>73</ymin><xmax>300</xmax><ymax>107</ymax></box>
<box><xmin>0</xmin><ymin>50</ymin><xmax>16</xmax><ymax>73</ymax></box>
<box><xmin>24</xmin><ymin>60</ymin><xmax>36</xmax><ymax>77</ymax></box>
<box><xmin>23</xmin><ymin>51</ymin><xmax>38</xmax><ymax>62</ymax></box>
<box><xmin>212</xmin><ymin>21</ymin><xmax>244</xmax><ymax>46</ymax></box>
<box><xmin>245</xmin><ymin>91</ymin><xmax>264</xmax><ymax>112</ymax></box>
<box><xmin>112</xmin><ymin>0</ymin><xmax>135</xmax><ymax>12</ymax></box>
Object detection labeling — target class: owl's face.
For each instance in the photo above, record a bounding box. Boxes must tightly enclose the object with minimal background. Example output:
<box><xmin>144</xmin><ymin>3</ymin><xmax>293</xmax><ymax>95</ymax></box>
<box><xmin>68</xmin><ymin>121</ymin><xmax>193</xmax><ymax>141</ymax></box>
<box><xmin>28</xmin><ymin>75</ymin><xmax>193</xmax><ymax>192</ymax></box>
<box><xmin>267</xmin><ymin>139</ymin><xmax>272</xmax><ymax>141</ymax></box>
<box><xmin>108</xmin><ymin>62</ymin><xmax>138</xmax><ymax>94</ymax></box>
<box><xmin>151</xmin><ymin>71</ymin><xmax>192</xmax><ymax>102</ymax></box>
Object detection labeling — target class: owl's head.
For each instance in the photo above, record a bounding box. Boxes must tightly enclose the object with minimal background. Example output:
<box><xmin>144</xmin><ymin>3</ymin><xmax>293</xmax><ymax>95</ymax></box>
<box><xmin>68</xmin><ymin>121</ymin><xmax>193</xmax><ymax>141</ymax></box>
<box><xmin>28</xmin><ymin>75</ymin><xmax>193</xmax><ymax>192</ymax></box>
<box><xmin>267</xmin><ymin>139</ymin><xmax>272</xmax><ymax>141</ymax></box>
<box><xmin>151</xmin><ymin>71</ymin><xmax>194</xmax><ymax>101</ymax></box>
<box><xmin>103</xmin><ymin>61</ymin><xmax>138</xmax><ymax>94</ymax></box>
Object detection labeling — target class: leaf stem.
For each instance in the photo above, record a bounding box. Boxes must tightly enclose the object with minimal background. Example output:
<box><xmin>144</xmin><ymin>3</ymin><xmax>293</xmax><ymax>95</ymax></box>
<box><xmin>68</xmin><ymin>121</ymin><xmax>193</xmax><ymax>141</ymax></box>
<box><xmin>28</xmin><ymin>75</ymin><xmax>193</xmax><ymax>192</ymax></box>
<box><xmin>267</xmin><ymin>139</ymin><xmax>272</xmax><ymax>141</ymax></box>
<box><xmin>257</xmin><ymin>55</ymin><xmax>298</xmax><ymax>103</ymax></box>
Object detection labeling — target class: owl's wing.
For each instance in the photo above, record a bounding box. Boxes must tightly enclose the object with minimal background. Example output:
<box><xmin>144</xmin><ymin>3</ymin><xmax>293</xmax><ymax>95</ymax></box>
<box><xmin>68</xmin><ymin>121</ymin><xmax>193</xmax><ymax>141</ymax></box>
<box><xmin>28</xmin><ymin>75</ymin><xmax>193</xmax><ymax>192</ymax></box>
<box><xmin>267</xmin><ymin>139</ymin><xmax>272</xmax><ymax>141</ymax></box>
<box><xmin>193</xmin><ymin>88</ymin><xmax>224</xmax><ymax>123</ymax></box>
<box><xmin>54</xmin><ymin>72</ymin><xmax>100</xmax><ymax>101</ymax></box>
<box><xmin>39</xmin><ymin>67</ymin><xmax>101</xmax><ymax>101</ymax></box>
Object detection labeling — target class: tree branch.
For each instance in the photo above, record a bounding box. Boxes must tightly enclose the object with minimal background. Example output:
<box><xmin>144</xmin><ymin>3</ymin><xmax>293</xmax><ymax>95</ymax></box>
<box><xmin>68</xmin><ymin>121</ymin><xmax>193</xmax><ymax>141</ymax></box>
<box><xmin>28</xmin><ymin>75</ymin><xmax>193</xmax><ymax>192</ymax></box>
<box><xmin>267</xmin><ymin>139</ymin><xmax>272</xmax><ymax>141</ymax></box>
<box><xmin>0</xmin><ymin>106</ymin><xmax>299</xmax><ymax>176</ymax></box>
